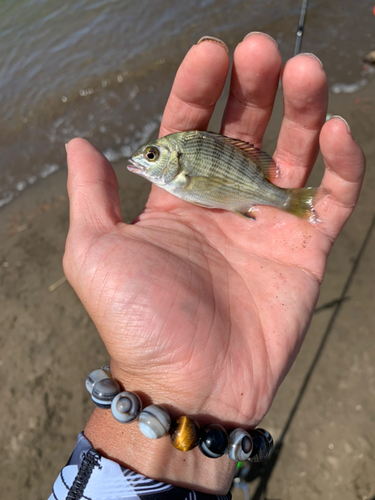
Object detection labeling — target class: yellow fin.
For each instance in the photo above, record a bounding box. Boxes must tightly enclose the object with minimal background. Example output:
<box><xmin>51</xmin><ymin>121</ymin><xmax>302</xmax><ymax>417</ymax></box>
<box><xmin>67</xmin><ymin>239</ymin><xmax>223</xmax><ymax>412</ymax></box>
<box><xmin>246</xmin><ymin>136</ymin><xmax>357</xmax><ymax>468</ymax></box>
<box><xmin>284</xmin><ymin>187</ymin><xmax>328</xmax><ymax>222</ymax></box>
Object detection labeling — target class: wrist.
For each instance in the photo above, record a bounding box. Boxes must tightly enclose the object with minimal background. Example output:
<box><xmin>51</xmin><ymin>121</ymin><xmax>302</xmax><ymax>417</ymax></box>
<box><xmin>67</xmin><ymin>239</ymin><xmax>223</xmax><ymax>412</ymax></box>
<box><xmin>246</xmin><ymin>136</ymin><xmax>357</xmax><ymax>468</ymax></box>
<box><xmin>84</xmin><ymin>408</ymin><xmax>236</xmax><ymax>495</ymax></box>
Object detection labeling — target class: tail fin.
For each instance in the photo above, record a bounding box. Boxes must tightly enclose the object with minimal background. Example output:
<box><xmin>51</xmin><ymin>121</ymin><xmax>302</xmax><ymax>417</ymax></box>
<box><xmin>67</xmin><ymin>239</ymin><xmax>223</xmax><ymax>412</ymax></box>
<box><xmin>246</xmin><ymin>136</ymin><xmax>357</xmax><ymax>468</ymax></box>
<box><xmin>284</xmin><ymin>187</ymin><xmax>326</xmax><ymax>223</ymax></box>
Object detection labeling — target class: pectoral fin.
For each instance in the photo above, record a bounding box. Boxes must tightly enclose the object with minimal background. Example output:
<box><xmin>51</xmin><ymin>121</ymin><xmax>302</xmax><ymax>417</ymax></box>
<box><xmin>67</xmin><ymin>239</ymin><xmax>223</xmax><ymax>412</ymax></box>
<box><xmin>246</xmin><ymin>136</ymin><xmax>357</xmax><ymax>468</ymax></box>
<box><xmin>162</xmin><ymin>150</ymin><xmax>182</xmax><ymax>184</ymax></box>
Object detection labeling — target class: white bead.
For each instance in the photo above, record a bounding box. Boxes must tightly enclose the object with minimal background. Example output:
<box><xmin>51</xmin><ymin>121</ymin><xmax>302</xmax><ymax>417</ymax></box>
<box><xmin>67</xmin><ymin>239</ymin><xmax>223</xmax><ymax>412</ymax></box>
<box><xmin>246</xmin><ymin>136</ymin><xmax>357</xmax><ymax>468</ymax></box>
<box><xmin>138</xmin><ymin>405</ymin><xmax>171</xmax><ymax>439</ymax></box>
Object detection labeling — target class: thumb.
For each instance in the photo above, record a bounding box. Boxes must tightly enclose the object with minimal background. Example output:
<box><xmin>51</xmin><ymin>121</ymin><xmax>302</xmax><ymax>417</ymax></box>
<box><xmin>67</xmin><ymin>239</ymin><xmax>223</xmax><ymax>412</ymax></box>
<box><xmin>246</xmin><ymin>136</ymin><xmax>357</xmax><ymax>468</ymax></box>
<box><xmin>66</xmin><ymin>138</ymin><xmax>123</xmax><ymax>234</ymax></box>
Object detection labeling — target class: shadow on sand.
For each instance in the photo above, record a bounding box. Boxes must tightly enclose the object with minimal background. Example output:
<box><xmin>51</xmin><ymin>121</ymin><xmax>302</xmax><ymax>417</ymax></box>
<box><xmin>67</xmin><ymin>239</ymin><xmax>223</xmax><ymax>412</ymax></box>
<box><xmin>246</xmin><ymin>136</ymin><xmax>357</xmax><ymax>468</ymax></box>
<box><xmin>231</xmin><ymin>215</ymin><xmax>375</xmax><ymax>500</ymax></box>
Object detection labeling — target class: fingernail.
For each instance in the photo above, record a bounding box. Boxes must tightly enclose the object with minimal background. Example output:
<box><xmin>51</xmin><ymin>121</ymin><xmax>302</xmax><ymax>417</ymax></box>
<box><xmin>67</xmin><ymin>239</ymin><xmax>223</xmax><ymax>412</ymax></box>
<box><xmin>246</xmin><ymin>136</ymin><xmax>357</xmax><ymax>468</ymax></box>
<box><xmin>299</xmin><ymin>53</ymin><xmax>323</xmax><ymax>68</ymax></box>
<box><xmin>197</xmin><ymin>36</ymin><xmax>229</xmax><ymax>53</ymax></box>
<box><xmin>330</xmin><ymin>115</ymin><xmax>352</xmax><ymax>134</ymax></box>
<box><xmin>243</xmin><ymin>31</ymin><xmax>278</xmax><ymax>48</ymax></box>
<box><xmin>65</xmin><ymin>143</ymin><xmax>69</xmax><ymax>153</ymax></box>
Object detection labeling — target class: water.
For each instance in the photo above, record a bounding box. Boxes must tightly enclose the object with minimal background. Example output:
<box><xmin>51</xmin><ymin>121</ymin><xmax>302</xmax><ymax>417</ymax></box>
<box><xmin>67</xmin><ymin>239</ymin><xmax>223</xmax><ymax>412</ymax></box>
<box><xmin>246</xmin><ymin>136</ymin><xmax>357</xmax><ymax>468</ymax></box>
<box><xmin>0</xmin><ymin>0</ymin><xmax>374</xmax><ymax>207</ymax></box>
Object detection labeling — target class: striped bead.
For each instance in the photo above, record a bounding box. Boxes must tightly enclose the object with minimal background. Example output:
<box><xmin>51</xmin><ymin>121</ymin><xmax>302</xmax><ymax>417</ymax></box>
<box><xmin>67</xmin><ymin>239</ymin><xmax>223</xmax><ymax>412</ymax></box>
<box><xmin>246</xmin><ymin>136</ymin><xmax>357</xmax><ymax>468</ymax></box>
<box><xmin>256</xmin><ymin>428</ymin><xmax>273</xmax><ymax>450</ymax></box>
<box><xmin>111</xmin><ymin>391</ymin><xmax>142</xmax><ymax>423</ymax></box>
<box><xmin>248</xmin><ymin>428</ymin><xmax>273</xmax><ymax>462</ymax></box>
<box><xmin>91</xmin><ymin>378</ymin><xmax>120</xmax><ymax>409</ymax></box>
<box><xmin>170</xmin><ymin>416</ymin><xmax>200</xmax><ymax>451</ymax></box>
<box><xmin>86</xmin><ymin>368</ymin><xmax>112</xmax><ymax>395</ymax></box>
<box><xmin>199</xmin><ymin>424</ymin><xmax>228</xmax><ymax>458</ymax></box>
<box><xmin>226</xmin><ymin>428</ymin><xmax>253</xmax><ymax>462</ymax></box>
<box><xmin>139</xmin><ymin>405</ymin><xmax>171</xmax><ymax>439</ymax></box>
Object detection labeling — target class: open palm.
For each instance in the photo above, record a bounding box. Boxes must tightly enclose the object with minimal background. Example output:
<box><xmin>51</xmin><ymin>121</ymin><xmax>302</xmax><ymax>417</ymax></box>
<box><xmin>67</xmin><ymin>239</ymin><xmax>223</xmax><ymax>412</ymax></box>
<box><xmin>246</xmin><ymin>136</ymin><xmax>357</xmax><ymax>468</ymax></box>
<box><xmin>64</xmin><ymin>35</ymin><xmax>364</xmax><ymax>430</ymax></box>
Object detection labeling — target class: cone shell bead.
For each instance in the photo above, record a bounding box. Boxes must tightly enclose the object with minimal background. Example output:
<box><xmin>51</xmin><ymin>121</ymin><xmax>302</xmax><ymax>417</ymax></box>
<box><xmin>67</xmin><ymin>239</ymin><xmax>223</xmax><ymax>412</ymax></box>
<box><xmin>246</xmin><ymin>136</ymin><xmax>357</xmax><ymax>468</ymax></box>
<box><xmin>139</xmin><ymin>405</ymin><xmax>171</xmax><ymax>439</ymax></box>
<box><xmin>226</xmin><ymin>428</ymin><xmax>253</xmax><ymax>462</ymax></box>
<box><xmin>111</xmin><ymin>391</ymin><xmax>142</xmax><ymax>423</ymax></box>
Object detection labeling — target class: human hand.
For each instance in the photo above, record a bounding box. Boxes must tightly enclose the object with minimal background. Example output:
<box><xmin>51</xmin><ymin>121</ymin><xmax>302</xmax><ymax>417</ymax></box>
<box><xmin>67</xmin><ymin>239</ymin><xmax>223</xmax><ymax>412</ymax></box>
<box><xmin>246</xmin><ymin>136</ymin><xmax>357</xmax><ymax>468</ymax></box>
<box><xmin>64</xmin><ymin>34</ymin><xmax>365</xmax><ymax>493</ymax></box>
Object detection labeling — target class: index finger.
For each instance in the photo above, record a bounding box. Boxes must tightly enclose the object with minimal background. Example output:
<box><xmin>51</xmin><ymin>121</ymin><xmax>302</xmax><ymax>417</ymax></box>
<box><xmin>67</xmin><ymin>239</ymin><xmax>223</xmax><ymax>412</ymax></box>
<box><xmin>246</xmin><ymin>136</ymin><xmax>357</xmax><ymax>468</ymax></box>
<box><xmin>159</xmin><ymin>37</ymin><xmax>230</xmax><ymax>137</ymax></box>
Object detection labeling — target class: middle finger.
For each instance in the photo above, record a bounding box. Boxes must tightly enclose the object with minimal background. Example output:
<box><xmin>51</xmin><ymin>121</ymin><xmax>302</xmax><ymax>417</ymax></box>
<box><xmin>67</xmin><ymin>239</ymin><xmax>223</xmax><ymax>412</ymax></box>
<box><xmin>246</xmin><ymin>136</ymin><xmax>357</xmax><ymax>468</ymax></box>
<box><xmin>221</xmin><ymin>32</ymin><xmax>281</xmax><ymax>148</ymax></box>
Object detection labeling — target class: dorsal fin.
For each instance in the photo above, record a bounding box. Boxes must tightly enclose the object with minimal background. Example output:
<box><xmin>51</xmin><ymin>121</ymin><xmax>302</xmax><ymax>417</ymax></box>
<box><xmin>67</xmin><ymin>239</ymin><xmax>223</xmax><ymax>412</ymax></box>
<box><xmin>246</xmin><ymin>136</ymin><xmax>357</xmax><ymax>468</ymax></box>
<box><xmin>205</xmin><ymin>132</ymin><xmax>279</xmax><ymax>180</ymax></box>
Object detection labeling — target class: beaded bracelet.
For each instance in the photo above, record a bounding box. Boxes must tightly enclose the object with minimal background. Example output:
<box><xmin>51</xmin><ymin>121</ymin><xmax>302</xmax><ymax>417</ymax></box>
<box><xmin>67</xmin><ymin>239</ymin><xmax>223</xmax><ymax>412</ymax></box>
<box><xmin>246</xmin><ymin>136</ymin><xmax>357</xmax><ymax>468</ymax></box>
<box><xmin>86</xmin><ymin>366</ymin><xmax>274</xmax><ymax>463</ymax></box>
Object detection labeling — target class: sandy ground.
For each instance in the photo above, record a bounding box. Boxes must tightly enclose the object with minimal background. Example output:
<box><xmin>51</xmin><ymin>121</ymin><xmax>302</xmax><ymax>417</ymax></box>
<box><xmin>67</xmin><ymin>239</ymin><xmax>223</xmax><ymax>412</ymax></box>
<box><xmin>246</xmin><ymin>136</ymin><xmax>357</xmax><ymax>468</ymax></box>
<box><xmin>1</xmin><ymin>78</ymin><xmax>375</xmax><ymax>500</ymax></box>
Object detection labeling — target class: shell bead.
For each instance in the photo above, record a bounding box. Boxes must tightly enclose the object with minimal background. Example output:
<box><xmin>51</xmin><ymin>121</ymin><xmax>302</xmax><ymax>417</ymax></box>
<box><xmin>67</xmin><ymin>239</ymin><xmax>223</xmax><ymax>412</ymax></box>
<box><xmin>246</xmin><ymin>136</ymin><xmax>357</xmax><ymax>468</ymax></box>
<box><xmin>248</xmin><ymin>429</ymin><xmax>272</xmax><ymax>463</ymax></box>
<box><xmin>86</xmin><ymin>368</ymin><xmax>112</xmax><ymax>395</ymax></box>
<box><xmin>226</xmin><ymin>428</ymin><xmax>253</xmax><ymax>462</ymax></box>
<box><xmin>91</xmin><ymin>378</ymin><xmax>121</xmax><ymax>409</ymax></box>
<box><xmin>139</xmin><ymin>405</ymin><xmax>171</xmax><ymax>439</ymax></box>
<box><xmin>199</xmin><ymin>424</ymin><xmax>228</xmax><ymax>458</ymax></box>
<box><xmin>111</xmin><ymin>391</ymin><xmax>142</xmax><ymax>423</ymax></box>
<box><xmin>170</xmin><ymin>416</ymin><xmax>200</xmax><ymax>451</ymax></box>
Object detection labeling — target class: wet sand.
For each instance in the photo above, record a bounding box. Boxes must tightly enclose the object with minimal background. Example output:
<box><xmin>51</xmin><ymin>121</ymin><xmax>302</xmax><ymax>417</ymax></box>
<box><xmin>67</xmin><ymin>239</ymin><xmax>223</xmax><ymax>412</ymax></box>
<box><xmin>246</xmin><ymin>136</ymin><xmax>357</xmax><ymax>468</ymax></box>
<box><xmin>1</xmin><ymin>80</ymin><xmax>375</xmax><ymax>499</ymax></box>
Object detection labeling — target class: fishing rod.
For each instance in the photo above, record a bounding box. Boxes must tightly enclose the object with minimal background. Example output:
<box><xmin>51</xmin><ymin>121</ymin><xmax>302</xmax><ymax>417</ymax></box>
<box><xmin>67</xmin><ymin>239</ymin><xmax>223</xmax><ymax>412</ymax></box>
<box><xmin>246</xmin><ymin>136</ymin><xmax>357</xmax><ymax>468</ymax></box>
<box><xmin>294</xmin><ymin>0</ymin><xmax>309</xmax><ymax>56</ymax></box>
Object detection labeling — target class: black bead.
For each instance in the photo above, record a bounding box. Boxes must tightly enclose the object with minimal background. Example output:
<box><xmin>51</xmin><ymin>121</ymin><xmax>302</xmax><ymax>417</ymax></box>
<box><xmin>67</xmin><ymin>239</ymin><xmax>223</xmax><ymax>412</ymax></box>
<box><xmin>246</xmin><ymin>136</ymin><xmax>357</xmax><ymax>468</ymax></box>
<box><xmin>199</xmin><ymin>424</ymin><xmax>228</xmax><ymax>458</ymax></box>
<box><xmin>248</xmin><ymin>428</ymin><xmax>273</xmax><ymax>462</ymax></box>
<box><xmin>256</xmin><ymin>428</ymin><xmax>274</xmax><ymax>453</ymax></box>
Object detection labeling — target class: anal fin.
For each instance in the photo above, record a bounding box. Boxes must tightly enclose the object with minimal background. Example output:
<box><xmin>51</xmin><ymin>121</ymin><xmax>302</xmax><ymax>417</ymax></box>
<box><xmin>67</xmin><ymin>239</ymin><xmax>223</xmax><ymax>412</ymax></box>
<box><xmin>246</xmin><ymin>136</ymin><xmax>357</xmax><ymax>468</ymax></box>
<box><xmin>237</xmin><ymin>207</ymin><xmax>256</xmax><ymax>220</ymax></box>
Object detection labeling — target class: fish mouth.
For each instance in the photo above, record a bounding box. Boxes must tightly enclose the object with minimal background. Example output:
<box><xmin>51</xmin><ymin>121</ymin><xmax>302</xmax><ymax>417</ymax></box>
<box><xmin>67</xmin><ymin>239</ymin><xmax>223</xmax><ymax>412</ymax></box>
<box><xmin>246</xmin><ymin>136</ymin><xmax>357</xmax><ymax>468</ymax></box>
<box><xmin>127</xmin><ymin>159</ymin><xmax>144</xmax><ymax>173</ymax></box>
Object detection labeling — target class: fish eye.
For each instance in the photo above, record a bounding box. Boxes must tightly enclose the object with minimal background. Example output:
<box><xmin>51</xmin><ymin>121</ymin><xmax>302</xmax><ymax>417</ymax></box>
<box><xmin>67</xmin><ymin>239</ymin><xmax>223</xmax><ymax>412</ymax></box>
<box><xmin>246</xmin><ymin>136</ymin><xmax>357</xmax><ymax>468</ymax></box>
<box><xmin>144</xmin><ymin>146</ymin><xmax>160</xmax><ymax>162</ymax></box>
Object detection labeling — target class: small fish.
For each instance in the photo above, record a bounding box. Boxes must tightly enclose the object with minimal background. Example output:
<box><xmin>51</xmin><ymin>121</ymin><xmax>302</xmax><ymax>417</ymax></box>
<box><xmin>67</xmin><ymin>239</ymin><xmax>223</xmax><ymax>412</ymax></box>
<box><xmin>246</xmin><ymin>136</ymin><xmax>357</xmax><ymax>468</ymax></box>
<box><xmin>128</xmin><ymin>130</ymin><xmax>322</xmax><ymax>221</ymax></box>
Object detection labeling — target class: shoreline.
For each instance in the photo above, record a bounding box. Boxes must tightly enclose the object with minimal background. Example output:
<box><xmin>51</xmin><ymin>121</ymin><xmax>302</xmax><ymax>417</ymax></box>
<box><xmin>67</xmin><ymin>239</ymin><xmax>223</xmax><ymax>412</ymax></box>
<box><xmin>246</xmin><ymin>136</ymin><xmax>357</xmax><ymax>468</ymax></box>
<box><xmin>1</xmin><ymin>64</ymin><xmax>375</xmax><ymax>215</ymax></box>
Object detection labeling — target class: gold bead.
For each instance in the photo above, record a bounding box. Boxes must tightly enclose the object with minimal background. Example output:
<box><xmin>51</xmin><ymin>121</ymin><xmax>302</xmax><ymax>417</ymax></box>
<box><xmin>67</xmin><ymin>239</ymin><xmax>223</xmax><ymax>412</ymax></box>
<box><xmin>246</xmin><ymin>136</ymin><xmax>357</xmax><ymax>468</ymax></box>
<box><xmin>170</xmin><ymin>416</ymin><xmax>200</xmax><ymax>451</ymax></box>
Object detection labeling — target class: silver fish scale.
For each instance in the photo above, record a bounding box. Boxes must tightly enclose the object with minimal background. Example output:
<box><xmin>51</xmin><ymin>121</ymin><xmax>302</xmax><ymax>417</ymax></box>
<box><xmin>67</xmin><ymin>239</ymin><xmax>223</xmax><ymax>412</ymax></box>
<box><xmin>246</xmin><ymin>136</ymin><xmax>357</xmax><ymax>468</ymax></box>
<box><xmin>176</xmin><ymin>131</ymin><xmax>288</xmax><ymax>210</ymax></box>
